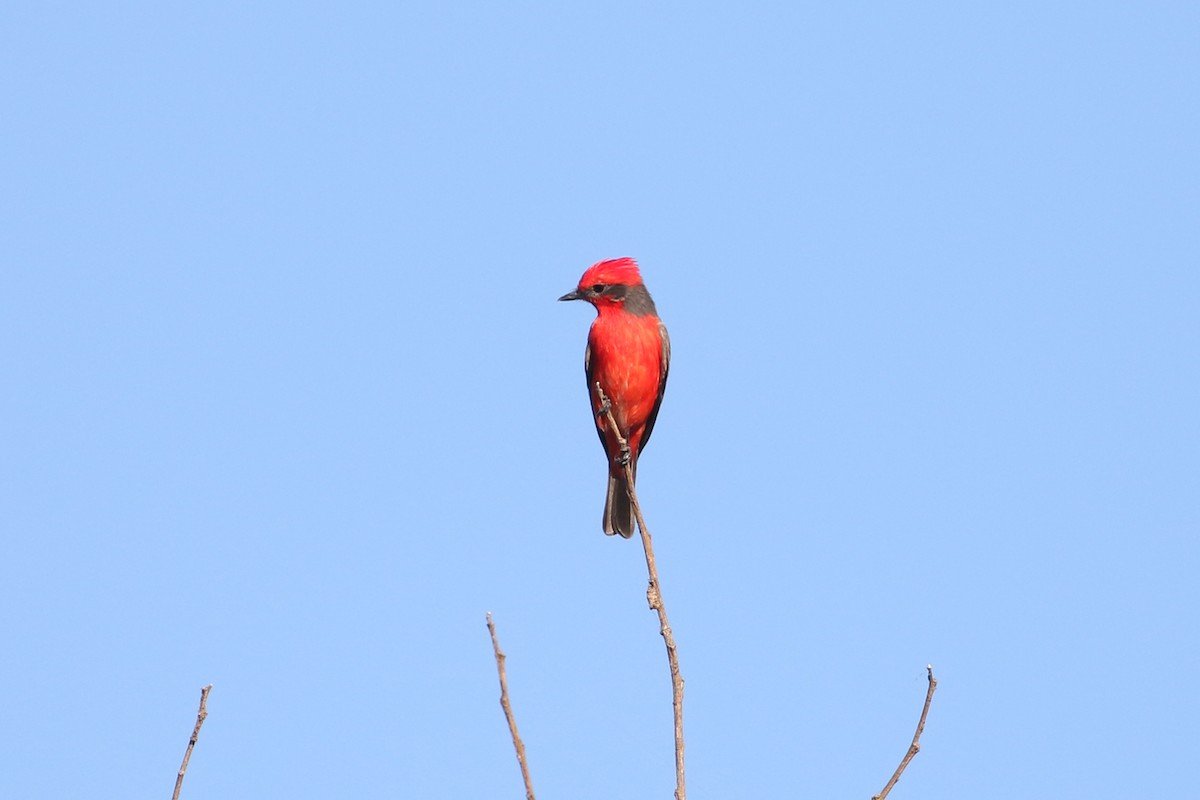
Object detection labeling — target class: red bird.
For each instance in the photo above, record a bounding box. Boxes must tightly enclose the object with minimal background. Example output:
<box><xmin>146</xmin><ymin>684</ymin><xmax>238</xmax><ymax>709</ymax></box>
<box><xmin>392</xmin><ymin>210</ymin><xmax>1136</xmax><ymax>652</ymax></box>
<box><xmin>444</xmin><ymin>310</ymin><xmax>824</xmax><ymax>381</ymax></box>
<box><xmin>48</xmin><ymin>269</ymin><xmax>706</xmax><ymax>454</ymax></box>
<box><xmin>560</xmin><ymin>258</ymin><xmax>670</xmax><ymax>537</ymax></box>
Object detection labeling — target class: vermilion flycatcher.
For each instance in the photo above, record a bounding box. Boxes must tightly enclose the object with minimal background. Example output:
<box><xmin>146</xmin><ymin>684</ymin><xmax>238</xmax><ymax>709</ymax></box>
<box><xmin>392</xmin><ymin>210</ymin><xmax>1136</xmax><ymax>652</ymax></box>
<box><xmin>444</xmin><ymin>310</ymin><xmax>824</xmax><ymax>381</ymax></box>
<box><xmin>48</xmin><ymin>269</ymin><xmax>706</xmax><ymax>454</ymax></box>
<box><xmin>560</xmin><ymin>257</ymin><xmax>670</xmax><ymax>537</ymax></box>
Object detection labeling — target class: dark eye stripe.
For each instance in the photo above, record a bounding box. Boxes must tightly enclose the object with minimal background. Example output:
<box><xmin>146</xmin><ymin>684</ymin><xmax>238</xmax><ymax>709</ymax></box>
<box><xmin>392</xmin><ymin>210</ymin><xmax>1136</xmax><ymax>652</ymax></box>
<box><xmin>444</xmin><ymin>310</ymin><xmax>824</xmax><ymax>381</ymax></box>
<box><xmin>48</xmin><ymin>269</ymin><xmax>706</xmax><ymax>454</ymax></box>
<box><xmin>589</xmin><ymin>283</ymin><xmax>629</xmax><ymax>300</ymax></box>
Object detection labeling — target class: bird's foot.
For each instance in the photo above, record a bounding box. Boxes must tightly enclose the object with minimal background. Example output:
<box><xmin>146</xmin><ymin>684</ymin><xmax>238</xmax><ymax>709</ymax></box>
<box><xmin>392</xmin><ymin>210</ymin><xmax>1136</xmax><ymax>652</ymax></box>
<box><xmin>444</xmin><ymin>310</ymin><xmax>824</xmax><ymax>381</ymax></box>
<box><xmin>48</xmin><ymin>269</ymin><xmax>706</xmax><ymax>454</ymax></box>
<box><xmin>616</xmin><ymin>445</ymin><xmax>631</xmax><ymax>466</ymax></box>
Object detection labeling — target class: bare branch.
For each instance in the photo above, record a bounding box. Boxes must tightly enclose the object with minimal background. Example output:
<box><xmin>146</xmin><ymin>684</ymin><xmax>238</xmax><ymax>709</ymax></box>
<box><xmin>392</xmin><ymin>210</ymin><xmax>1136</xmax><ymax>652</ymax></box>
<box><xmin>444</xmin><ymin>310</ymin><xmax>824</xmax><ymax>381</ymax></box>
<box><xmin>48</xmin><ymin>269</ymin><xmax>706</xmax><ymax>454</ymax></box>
<box><xmin>487</xmin><ymin>613</ymin><xmax>536</xmax><ymax>800</ymax></box>
<box><xmin>595</xmin><ymin>382</ymin><xmax>686</xmax><ymax>800</ymax></box>
<box><xmin>872</xmin><ymin>666</ymin><xmax>938</xmax><ymax>800</ymax></box>
<box><xmin>172</xmin><ymin>684</ymin><xmax>212</xmax><ymax>800</ymax></box>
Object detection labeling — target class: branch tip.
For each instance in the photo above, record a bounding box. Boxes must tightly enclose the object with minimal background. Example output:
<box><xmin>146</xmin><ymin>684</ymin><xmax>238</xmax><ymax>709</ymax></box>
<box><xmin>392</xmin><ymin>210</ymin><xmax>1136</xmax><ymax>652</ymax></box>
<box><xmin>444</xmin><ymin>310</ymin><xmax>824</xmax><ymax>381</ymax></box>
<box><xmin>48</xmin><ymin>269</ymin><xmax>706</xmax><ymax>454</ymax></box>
<box><xmin>487</xmin><ymin>614</ymin><xmax>536</xmax><ymax>800</ymax></box>
<box><xmin>171</xmin><ymin>684</ymin><xmax>213</xmax><ymax>800</ymax></box>
<box><xmin>873</xmin><ymin>666</ymin><xmax>938</xmax><ymax>800</ymax></box>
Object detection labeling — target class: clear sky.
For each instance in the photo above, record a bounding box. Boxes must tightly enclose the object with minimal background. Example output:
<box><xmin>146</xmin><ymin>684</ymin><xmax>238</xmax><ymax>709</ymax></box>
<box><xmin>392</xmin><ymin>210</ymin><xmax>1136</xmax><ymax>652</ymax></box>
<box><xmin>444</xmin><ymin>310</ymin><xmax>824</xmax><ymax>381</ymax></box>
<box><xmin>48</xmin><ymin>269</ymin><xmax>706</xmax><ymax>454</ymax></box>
<box><xmin>2</xmin><ymin>2</ymin><xmax>1196</xmax><ymax>798</ymax></box>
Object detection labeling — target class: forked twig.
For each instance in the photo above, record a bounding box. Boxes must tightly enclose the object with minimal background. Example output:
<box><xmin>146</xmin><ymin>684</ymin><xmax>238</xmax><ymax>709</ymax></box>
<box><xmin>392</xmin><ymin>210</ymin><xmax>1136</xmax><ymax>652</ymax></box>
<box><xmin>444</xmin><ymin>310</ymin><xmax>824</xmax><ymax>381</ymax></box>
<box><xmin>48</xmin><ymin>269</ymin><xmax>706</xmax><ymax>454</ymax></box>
<box><xmin>595</xmin><ymin>382</ymin><xmax>686</xmax><ymax>800</ymax></box>
<box><xmin>172</xmin><ymin>684</ymin><xmax>212</xmax><ymax>800</ymax></box>
<box><xmin>487</xmin><ymin>613</ymin><xmax>536</xmax><ymax>800</ymax></box>
<box><xmin>872</xmin><ymin>666</ymin><xmax>938</xmax><ymax>800</ymax></box>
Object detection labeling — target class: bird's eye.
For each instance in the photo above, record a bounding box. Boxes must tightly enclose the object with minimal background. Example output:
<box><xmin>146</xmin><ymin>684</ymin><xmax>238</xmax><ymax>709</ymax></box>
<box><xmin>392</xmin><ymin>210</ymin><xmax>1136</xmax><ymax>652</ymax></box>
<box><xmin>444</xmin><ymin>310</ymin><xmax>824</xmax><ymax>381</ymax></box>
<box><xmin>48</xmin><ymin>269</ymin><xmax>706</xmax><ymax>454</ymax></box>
<box><xmin>591</xmin><ymin>284</ymin><xmax>606</xmax><ymax>294</ymax></box>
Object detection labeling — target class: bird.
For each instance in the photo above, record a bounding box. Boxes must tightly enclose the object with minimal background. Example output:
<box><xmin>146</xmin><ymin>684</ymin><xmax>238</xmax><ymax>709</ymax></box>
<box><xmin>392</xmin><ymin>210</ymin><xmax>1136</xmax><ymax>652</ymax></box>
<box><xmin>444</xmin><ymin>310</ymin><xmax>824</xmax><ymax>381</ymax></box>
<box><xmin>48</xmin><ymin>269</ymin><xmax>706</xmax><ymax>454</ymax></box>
<box><xmin>559</xmin><ymin>257</ymin><xmax>670</xmax><ymax>537</ymax></box>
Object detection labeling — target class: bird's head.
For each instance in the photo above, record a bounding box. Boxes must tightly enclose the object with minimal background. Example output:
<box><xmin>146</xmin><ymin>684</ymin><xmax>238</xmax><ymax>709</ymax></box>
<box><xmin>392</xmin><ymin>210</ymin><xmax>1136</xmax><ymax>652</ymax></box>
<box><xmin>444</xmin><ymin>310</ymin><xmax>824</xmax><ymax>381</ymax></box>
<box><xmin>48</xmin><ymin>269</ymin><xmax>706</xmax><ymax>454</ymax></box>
<box><xmin>559</xmin><ymin>257</ymin><xmax>656</xmax><ymax>315</ymax></box>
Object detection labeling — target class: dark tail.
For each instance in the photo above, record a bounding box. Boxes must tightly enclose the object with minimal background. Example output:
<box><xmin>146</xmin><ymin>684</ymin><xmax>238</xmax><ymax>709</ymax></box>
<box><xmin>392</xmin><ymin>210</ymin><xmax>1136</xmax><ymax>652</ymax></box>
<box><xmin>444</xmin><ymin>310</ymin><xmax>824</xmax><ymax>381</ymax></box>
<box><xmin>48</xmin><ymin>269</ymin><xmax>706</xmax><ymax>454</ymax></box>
<box><xmin>603</xmin><ymin>466</ymin><xmax>636</xmax><ymax>538</ymax></box>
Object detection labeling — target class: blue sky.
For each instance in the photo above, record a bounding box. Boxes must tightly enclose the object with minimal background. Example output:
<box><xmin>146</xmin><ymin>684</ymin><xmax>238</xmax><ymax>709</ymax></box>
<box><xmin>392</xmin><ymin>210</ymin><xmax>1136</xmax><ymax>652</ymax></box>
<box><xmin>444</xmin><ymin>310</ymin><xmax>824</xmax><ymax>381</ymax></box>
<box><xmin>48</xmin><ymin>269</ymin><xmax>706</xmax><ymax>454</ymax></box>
<box><xmin>2</xmin><ymin>2</ymin><xmax>1196</xmax><ymax>798</ymax></box>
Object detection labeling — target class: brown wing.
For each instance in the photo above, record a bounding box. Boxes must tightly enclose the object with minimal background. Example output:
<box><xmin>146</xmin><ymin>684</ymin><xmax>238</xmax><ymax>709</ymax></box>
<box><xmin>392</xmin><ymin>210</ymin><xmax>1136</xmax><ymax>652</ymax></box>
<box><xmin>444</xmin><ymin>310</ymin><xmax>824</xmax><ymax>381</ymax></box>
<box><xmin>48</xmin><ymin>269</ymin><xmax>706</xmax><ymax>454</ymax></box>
<box><xmin>638</xmin><ymin>321</ymin><xmax>671</xmax><ymax>453</ymax></box>
<box><xmin>584</xmin><ymin>340</ymin><xmax>608</xmax><ymax>451</ymax></box>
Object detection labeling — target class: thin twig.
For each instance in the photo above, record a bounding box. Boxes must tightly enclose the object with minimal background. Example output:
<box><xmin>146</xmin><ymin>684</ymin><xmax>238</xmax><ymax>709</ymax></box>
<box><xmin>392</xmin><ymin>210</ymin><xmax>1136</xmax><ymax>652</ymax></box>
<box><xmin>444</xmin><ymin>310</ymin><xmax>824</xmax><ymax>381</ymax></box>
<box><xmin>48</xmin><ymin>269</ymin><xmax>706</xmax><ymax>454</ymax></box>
<box><xmin>172</xmin><ymin>684</ymin><xmax>212</xmax><ymax>800</ymax></box>
<box><xmin>487</xmin><ymin>613</ymin><xmax>537</xmax><ymax>800</ymax></box>
<box><xmin>872</xmin><ymin>666</ymin><xmax>938</xmax><ymax>800</ymax></box>
<box><xmin>596</xmin><ymin>382</ymin><xmax>686</xmax><ymax>800</ymax></box>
